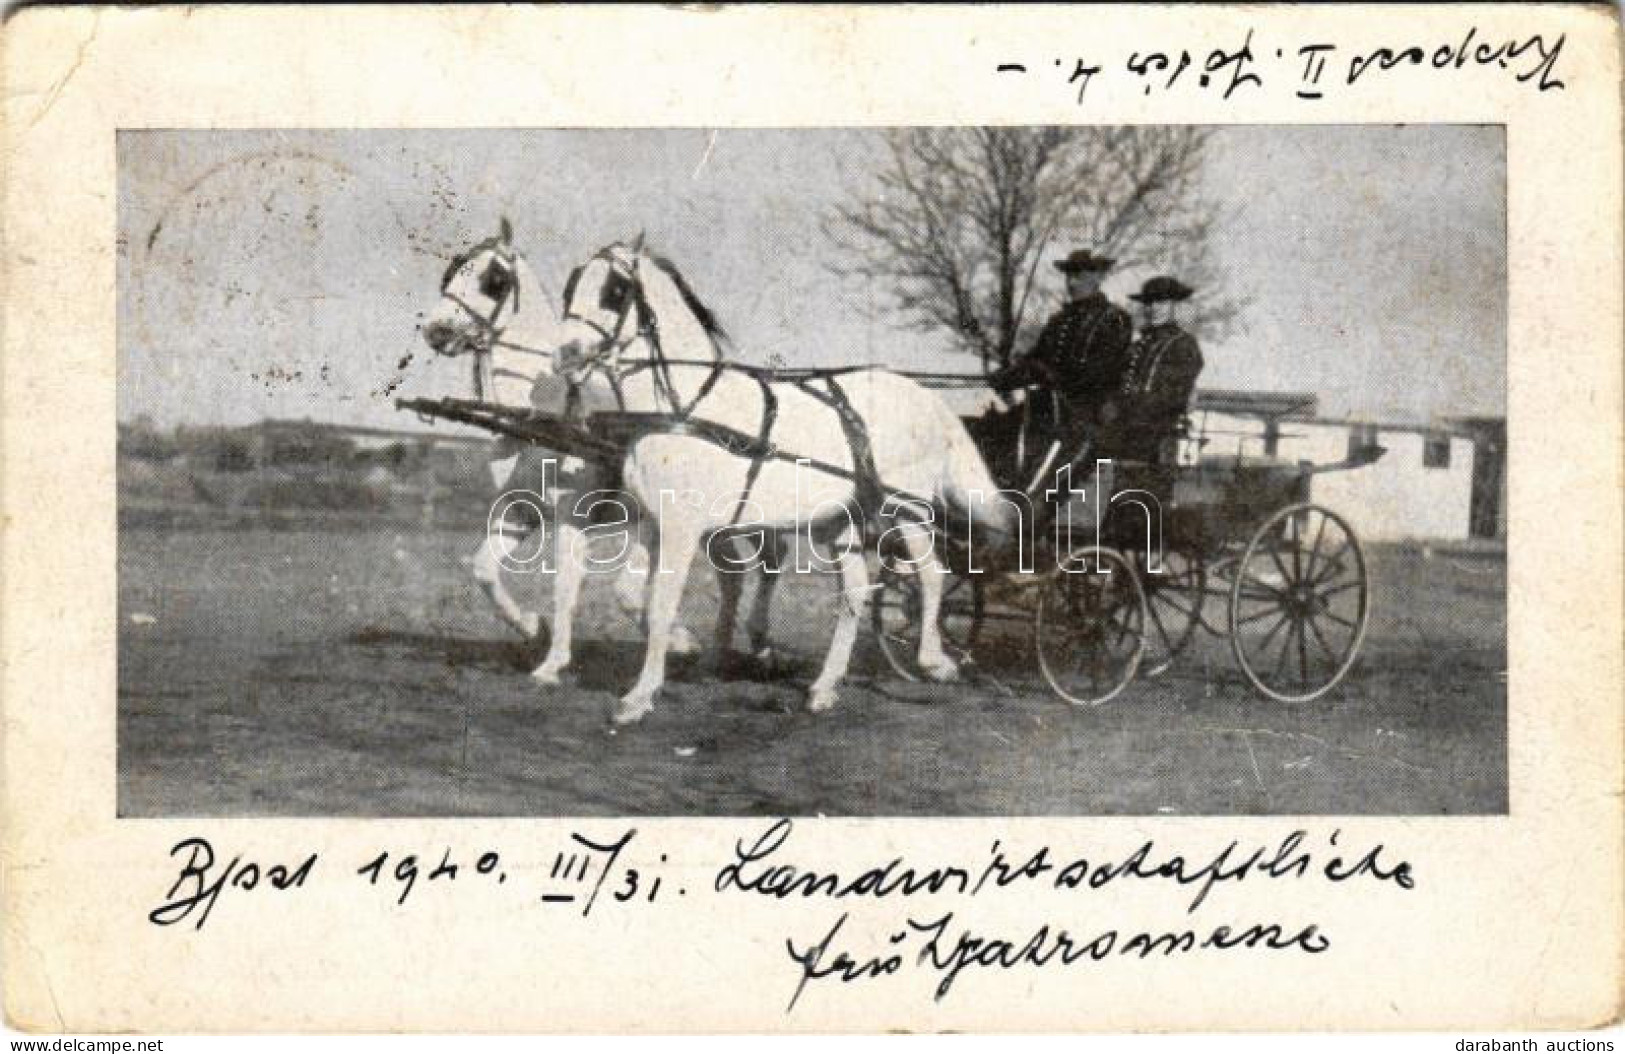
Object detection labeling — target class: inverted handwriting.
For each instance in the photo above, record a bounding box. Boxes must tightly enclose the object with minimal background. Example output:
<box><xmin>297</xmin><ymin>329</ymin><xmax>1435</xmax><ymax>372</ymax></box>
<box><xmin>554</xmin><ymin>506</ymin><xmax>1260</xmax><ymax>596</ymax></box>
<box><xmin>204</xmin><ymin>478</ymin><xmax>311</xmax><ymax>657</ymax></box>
<box><xmin>1346</xmin><ymin>29</ymin><xmax>1565</xmax><ymax>90</ymax></box>
<box><xmin>998</xmin><ymin>25</ymin><xmax>1569</xmax><ymax>103</ymax></box>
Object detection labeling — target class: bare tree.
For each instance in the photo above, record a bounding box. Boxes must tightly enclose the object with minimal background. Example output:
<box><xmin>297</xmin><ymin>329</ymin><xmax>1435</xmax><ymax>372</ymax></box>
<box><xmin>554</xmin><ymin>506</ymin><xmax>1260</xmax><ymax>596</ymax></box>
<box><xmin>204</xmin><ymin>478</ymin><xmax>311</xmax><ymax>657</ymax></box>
<box><xmin>826</xmin><ymin>127</ymin><xmax>1235</xmax><ymax>374</ymax></box>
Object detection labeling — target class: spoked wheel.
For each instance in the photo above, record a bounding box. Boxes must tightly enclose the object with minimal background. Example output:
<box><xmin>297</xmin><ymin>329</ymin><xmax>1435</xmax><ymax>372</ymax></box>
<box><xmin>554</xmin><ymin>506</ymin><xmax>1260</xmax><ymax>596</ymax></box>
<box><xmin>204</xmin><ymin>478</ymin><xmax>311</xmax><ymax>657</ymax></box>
<box><xmin>1034</xmin><ymin>546</ymin><xmax>1148</xmax><ymax>706</ymax></box>
<box><xmin>1229</xmin><ymin>503</ymin><xmax>1370</xmax><ymax>702</ymax></box>
<box><xmin>1133</xmin><ymin>548</ymin><xmax>1206</xmax><ymax>677</ymax></box>
<box><xmin>1200</xmin><ymin>554</ymin><xmax>1240</xmax><ymax>638</ymax></box>
<box><xmin>871</xmin><ymin>563</ymin><xmax>985</xmax><ymax>682</ymax></box>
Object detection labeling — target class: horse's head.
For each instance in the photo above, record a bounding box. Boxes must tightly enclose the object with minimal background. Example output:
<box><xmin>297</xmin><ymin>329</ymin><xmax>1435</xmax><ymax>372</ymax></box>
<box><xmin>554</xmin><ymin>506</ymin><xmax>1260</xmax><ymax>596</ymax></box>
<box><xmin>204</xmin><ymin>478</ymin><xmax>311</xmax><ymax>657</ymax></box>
<box><xmin>549</xmin><ymin>238</ymin><xmax>727</xmax><ymax>385</ymax></box>
<box><xmin>548</xmin><ymin>240</ymin><xmax>648</xmax><ymax>383</ymax></box>
<box><xmin>421</xmin><ymin>218</ymin><xmax>531</xmax><ymax>358</ymax></box>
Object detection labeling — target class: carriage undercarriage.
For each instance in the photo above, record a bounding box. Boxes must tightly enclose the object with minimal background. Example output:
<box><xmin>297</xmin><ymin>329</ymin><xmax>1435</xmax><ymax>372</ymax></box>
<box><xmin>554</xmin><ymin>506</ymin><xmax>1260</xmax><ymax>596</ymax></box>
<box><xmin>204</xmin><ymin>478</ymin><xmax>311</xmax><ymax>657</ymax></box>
<box><xmin>870</xmin><ymin>494</ymin><xmax>1373</xmax><ymax>706</ymax></box>
<box><xmin>399</xmin><ymin>385</ymin><xmax>1378</xmax><ymax>709</ymax></box>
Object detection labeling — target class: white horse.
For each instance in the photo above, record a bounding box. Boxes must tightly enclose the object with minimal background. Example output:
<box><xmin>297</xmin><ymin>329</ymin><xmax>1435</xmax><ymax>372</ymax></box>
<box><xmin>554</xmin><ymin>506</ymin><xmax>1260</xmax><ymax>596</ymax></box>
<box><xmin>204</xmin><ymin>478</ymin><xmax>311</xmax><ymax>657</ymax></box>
<box><xmin>421</xmin><ymin>221</ymin><xmax>755</xmax><ymax>681</ymax></box>
<box><xmin>546</xmin><ymin>241</ymin><xmax>1016</xmax><ymax>724</ymax></box>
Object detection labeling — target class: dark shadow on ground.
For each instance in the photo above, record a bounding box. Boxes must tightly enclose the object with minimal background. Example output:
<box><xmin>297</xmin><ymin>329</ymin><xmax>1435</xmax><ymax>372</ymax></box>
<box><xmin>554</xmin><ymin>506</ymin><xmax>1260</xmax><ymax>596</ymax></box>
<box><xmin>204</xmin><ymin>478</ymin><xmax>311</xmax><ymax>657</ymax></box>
<box><xmin>349</xmin><ymin>626</ymin><xmax>546</xmax><ymax>672</ymax></box>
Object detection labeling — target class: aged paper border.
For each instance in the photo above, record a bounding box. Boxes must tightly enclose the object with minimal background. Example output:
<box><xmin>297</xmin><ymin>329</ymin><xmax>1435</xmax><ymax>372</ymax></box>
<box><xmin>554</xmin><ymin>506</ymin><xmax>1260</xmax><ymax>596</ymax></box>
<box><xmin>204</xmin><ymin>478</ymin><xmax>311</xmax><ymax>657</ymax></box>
<box><xmin>3</xmin><ymin>3</ymin><xmax>1621</xmax><ymax>1033</ymax></box>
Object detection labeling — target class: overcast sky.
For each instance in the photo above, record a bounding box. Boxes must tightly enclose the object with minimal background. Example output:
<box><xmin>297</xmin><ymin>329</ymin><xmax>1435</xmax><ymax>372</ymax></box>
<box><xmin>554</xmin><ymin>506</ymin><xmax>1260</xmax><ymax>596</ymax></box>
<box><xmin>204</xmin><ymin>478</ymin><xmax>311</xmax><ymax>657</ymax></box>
<box><xmin>117</xmin><ymin>126</ymin><xmax>1504</xmax><ymax>429</ymax></box>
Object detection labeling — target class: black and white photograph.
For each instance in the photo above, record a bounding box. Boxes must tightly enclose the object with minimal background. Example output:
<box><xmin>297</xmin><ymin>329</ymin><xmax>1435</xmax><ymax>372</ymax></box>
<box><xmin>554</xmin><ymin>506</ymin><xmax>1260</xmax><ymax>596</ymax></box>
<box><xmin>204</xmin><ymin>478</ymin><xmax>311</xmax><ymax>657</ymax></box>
<box><xmin>116</xmin><ymin>125</ymin><xmax>1507</xmax><ymax>818</ymax></box>
<box><xmin>10</xmin><ymin>2</ymin><xmax>1624</xmax><ymax>1039</ymax></box>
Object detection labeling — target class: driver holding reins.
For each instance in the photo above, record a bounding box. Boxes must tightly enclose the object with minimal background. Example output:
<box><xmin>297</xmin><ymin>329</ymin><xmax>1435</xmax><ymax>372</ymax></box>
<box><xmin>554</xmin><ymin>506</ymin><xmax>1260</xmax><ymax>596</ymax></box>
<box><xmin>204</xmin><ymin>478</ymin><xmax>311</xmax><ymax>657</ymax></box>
<box><xmin>986</xmin><ymin>248</ymin><xmax>1136</xmax><ymax>473</ymax></box>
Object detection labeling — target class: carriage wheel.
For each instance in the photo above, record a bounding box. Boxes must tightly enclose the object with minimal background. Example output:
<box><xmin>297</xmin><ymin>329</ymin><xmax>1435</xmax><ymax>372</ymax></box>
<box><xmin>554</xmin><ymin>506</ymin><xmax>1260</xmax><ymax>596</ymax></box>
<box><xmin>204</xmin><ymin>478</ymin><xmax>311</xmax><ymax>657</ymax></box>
<box><xmin>1200</xmin><ymin>554</ymin><xmax>1239</xmax><ymax>637</ymax></box>
<box><xmin>871</xmin><ymin>564</ymin><xmax>985</xmax><ymax>682</ymax></box>
<box><xmin>1134</xmin><ymin>549</ymin><xmax>1206</xmax><ymax>678</ymax></box>
<box><xmin>1229</xmin><ymin>503</ymin><xmax>1370</xmax><ymax>702</ymax></box>
<box><xmin>1034</xmin><ymin>546</ymin><xmax>1147</xmax><ymax>706</ymax></box>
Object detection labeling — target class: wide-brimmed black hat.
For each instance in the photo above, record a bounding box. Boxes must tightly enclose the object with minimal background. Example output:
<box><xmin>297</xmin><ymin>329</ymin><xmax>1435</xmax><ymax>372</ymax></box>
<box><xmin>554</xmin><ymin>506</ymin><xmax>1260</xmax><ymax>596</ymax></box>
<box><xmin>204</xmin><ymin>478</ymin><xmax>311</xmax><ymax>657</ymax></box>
<box><xmin>1054</xmin><ymin>249</ymin><xmax>1115</xmax><ymax>274</ymax></box>
<box><xmin>1129</xmin><ymin>275</ymin><xmax>1195</xmax><ymax>303</ymax></box>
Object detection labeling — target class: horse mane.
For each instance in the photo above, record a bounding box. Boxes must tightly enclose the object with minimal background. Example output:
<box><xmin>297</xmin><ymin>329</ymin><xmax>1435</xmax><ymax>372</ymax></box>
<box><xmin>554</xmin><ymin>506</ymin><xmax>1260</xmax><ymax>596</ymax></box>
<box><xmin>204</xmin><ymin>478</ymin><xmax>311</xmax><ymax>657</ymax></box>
<box><xmin>562</xmin><ymin>263</ymin><xmax>584</xmax><ymax>310</ymax></box>
<box><xmin>643</xmin><ymin>251</ymin><xmax>731</xmax><ymax>348</ymax></box>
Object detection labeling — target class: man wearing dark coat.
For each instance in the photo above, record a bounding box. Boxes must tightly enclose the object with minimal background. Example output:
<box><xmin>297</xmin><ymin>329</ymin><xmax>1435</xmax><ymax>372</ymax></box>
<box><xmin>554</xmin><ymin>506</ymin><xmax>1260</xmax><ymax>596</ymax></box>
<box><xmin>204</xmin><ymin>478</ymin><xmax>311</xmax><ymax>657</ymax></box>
<box><xmin>985</xmin><ymin>248</ymin><xmax>1135</xmax><ymax>470</ymax></box>
<box><xmin>1103</xmin><ymin>274</ymin><xmax>1205</xmax><ymax>463</ymax></box>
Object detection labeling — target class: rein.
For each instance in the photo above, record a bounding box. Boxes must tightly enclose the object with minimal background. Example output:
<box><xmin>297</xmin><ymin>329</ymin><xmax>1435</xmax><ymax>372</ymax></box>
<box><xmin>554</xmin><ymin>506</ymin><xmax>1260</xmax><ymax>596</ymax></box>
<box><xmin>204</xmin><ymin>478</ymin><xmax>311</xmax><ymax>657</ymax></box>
<box><xmin>562</xmin><ymin>247</ymin><xmax>727</xmax><ymax>421</ymax></box>
<box><xmin>440</xmin><ymin>248</ymin><xmax>576</xmax><ymax>400</ymax></box>
<box><xmin>439</xmin><ymin>249</ymin><xmax>519</xmax><ymax>399</ymax></box>
<box><xmin>555</xmin><ymin>245</ymin><xmax>962</xmax><ymax>531</ymax></box>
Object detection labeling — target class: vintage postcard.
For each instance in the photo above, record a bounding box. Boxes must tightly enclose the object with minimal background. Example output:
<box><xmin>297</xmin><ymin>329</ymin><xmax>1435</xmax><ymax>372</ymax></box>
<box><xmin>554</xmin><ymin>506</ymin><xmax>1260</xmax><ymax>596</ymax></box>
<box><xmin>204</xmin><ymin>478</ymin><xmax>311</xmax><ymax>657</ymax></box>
<box><xmin>2</xmin><ymin>3</ymin><xmax>1620</xmax><ymax>1034</ymax></box>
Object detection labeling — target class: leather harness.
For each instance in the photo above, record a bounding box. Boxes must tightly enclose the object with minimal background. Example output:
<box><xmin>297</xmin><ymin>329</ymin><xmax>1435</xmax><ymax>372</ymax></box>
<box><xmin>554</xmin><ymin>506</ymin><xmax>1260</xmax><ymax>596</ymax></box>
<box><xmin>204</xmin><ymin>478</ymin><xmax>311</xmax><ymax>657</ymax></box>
<box><xmin>434</xmin><ymin>244</ymin><xmax>935</xmax><ymax>535</ymax></box>
<box><xmin>556</xmin><ymin>248</ymin><xmax>929</xmax><ymax>531</ymax></box>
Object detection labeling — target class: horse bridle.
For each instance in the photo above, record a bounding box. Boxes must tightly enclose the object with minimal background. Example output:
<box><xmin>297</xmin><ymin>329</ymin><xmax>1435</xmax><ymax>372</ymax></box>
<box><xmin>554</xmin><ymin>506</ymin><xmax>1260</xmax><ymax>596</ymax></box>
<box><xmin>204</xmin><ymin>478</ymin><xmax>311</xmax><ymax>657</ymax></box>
<box><xmin>560</xmin><ymin>250</ymin><xmax>642</xmax><ymax>368</ymax></box>
<box><xmin>560</xmin><ymin>247</ymin><xmax>719</xmax><ymax>419</ymax></box>
<box><xmin>439</xmin><ymin>247</ymin><xmax>522</xmax><ymax>355</ymax></box>
<box><xmin>439</xmin><ymin>244</ymin><xmax>581</xmax><ymax>401</ymax></box>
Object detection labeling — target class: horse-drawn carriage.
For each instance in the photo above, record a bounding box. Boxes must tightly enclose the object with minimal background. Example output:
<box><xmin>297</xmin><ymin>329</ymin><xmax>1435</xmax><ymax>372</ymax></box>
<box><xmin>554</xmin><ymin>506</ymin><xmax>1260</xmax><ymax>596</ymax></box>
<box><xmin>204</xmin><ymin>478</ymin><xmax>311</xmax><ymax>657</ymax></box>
<box><xmin>402</xmin><ymin>381</ymin><xmax>1381</xmax><ymax>709</ymax></box>
<box><xmin>409</xmin><ymin>232</ymin><xmax>1383</xmax><ymax>722</ymax></box>
<box><xmin>871</xmin><ymin>400</ymin><xmax>1382</xmax><ymax>706</ymax></box>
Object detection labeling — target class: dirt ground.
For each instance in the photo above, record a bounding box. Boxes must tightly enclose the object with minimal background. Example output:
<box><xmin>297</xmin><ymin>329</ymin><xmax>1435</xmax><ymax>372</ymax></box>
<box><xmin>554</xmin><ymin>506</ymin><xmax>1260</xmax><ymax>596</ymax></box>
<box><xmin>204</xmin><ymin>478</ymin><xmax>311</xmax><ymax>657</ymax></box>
<box><xmin>118</xmin><ymin>525</ymin><xmax>1507</xmax><ymax>816</ymax></box>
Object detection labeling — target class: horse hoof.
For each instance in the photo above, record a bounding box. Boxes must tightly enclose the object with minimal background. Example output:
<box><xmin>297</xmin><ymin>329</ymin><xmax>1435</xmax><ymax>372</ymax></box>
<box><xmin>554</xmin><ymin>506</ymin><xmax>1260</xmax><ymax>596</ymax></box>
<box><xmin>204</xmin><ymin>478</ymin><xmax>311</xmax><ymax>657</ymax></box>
<box><xmin>531</xmin><ymin>666</ymin><xmax>565</xmax><ymax>687</ymax></box>
<box><xmin>921</xmin><ymin>661</ymin><xmax>961</xmax><ymax>684</ymax></box>
<box><xmin>806</xmin><ymin>687</ymin><xmax>838</xmax><ymax>713</ymax></box>
<box><xmin>614</xmin><ymin>694</ymin><xmax>656</xmax><ymax>725</ymax></box>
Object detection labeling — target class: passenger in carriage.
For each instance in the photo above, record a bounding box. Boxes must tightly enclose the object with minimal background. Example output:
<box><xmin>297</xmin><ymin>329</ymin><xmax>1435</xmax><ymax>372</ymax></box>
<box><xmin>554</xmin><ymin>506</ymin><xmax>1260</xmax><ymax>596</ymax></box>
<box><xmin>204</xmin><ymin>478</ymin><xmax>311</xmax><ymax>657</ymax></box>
<box><xmin>1098</xmin><ymin>275</ymin><xmax>1205</xmax><ymax>465</ymax></box>
<box><xmin>982</xmin><ymin>248</ymin><xmax>1135</xmax><ymax>484</ymax></box>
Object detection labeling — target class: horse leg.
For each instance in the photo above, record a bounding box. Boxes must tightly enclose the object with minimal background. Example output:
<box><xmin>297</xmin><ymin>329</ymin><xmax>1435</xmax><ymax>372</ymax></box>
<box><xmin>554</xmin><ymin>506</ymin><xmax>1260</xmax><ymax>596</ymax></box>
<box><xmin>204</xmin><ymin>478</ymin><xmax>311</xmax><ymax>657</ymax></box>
<box><xmin>530</xmin><ymin>522</ymin><xmax>587</xmax><ymax>685</ymax></box>
<box><xmin>712</xmin><ymin>533</ymin><xmax>778</xmax><ymax>676</ymax></box>
<box><xmin>746</xmin><ymin>536</ymin><xmax>784</xmax><ymax>663</ymax></box>
<box><xmin>807</xmin><ymin>527</ymin><xmax>870</xmax><ymax>713</ymax></box>
<box><xmin>472</xmin><ymin>532</ymin><xmax>540</xmax><ymax>639</ymax></box>
<box><xmin>617</xmin><ymin>522</ymin><xmax>701</xmax><ymax>658</ymax></box>
<box><xmin>615</xmin><ymin>516</ymin><xmax>704</xmax><ymax>726</ymax></box>
<box><xmin>713</xmin><ymin>555</ymin><xmax>745</xmax><ymax>668</ymax></box>
<box><xmin>900</xmin><ymin>526</ymin><xmax>960</xmax><ymax>683</ymax></box>
<box><xmin>612</xmin><ymin>542</ymin><xmax>651</xmax><ymax>620</ymax></box>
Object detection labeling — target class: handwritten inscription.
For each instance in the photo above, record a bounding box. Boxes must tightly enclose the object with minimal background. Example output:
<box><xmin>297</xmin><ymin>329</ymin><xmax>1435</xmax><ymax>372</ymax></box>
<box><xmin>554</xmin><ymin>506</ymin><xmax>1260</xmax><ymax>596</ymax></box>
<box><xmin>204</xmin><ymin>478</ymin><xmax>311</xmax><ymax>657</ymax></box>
<box><xmin>149</xmin><ymin>822</ymin><xmax>1413</xmax><ymax>1013</ymax></box>
<box><xmin>997</xmin><ymin>26</ymin><xmax>1567</xmax><ymax>103</ymax></box>
<box><xmin>715</xmin><ymin>820</ymin><xmax>1408</xmax><ymax>1009</ymax></box>
<box><xmin>786</xmin><ymin>909</ymin><xmax>1329</xmax><ymax>1008</ymax></box>
<box><xmin>148</xmin><ymin>829</ymin><xmax>674</xmax><ymax>929</ymax></box>
<box><xmin>355</xmin><ymin>846</ymin><xmax>506</xmax><ymax>906</ymax></box>
<box><xmin>717</xmin><ymin>819</ymin><xmax>1413</xmax><ymax>912</ymax></box>
<box><xmin>148</xmin><ymin>837</ymin><xmax>317</xmax><ymax>930</ymax></box>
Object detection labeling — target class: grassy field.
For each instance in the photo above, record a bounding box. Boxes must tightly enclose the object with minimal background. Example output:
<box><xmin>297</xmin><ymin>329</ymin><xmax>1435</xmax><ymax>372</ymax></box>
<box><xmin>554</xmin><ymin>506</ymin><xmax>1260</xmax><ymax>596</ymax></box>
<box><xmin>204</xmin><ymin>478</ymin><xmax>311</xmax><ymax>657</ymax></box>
<box><xmin>118</xmin><ymin>525</ymin><xmax>1506</xmax><ymax>816</ymax></box>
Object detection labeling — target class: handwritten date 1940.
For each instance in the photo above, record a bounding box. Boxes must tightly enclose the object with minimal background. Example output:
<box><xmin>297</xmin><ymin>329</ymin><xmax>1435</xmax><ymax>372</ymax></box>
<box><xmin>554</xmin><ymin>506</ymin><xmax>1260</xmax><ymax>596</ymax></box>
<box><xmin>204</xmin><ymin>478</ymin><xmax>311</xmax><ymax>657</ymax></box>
<box><xmin>357</xmin><ymin>848</ymin><xmax>504</xmax><ymax>906</ymax></box>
